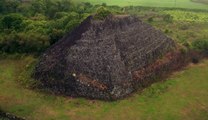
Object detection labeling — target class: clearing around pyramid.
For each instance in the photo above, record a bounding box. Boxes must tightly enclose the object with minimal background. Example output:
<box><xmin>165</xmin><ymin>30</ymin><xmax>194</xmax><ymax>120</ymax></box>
<box><xmin>34</xmin><ymin>15</ymin><xmax>175</xmax><ymax>100</ymax></box>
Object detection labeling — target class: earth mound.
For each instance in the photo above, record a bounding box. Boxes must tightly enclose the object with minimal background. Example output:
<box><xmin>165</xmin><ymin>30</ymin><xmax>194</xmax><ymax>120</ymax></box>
<box><xmin>34</xmin><ymin>15</ymin><xmax>175</xmax><ymax>100</ymax></box>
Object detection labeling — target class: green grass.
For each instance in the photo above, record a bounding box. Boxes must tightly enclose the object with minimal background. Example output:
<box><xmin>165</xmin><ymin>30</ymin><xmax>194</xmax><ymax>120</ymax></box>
<box><xmin>139</xmin><ymin>9</ymin><xmax>208</xmax><ymax>44</ymax></box>
<box><xmin>164</xmin><ymin>10</ymin><xmax>208</xmax><ymax>22</ymax></box>
<box><xmin>0</xmin><ymin>56</ymin><xmax>208</xmax><ymax>120</ymax></box>
<box><xmin>76</xmin><ymin>0</ymin><xmax>208</xmax><ymax>10</ymax></box>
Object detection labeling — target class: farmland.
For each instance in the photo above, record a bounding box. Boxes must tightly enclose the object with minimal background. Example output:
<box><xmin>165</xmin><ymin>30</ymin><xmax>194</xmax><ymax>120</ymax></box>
<box><xmin>76</xmin><ymin>0</ymin><xmax>208</xmax><ymax>9</ymax></box>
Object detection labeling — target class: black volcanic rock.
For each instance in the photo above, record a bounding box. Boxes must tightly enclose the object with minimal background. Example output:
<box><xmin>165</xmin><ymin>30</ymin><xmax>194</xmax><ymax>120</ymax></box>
<box><xmin>34</xmin><ymin>15</ymin><xmax>175</xmax><ymax>100</ymax></box>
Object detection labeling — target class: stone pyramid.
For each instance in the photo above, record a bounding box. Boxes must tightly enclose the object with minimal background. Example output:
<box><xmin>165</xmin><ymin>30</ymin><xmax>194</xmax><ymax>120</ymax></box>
<box><xmin>34</xmin><ymin>15</ymin><xmax>175</xmax><ymax>100</ymax></box>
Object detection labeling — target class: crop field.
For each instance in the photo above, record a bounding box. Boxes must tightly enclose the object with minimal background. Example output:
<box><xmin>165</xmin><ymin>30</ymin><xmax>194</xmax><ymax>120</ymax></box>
<box><xmin>76</xmin><ymin>0</ymin><xmax>208</xmax><ymax>9</ymax></box>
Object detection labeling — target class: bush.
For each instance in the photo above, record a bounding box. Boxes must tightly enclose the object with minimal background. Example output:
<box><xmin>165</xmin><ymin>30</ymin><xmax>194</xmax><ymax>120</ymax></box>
<box><xmin>179</xmin><ymin>24</ymin><xmax>189</xmax><ymax>30</ymax></box>
<box><xmin>164</xmin><ymin>29</ymin><xmax>172</xmax><ymax>34</ymax></box>
<box><xmin>54</xmin><ymin>12</ymin><xmax>69</xmax><ymax>19</ymax></box>
<box><xmin>102</xmin><ymin>3</ymin><xmax>107</xmax><ymax>7</ymax></box>
<box><xmin>182</xmin><ymin>41</ymin><xmax>191</xmax><ymax>49</ymax></box>
<box><xmin>192</xmin><ymin>39</ymin><xmax>208</xmax><ymax>53</ymax></box>
<box><xmin>1</xmin><ymin>13</ymin><xmax>24</xmax><ymax>31</ymax></box>
<box><xmin>192</xmin><ymin>56</ymin><xmax>199</xmax><ymax>64</ymax></box>
<box><xmin>94</xmin><ymin>7</ymin><xmax>112</xmax><ymax>20</ymax></box>
<box><xmin>0</xmin><ymin>32</ymin><xmax>49</xmax><ymax>54</ymax></box>
<box><xmin>49</xmin><ymin>29</ymin><xmax>65</xmax><ymax>45</ymax></box>
<box><xmin>147</xmin><ymin>17</ymin><xmax>154</xmax><ymax>22</ymax></box>
<box><xmin>65</xmin><ymin>19</ymin><xmax>80</xmax><ymax>32</ymax></box>
<box><xmin>163</xmin><ymin>14</ymin><xmax>173</xmax><ymax>23</ymax></box>
<box><xmin>179</xmin><ymin>47</ymin><xmax>188</xmax><ymax>55</ymax></box>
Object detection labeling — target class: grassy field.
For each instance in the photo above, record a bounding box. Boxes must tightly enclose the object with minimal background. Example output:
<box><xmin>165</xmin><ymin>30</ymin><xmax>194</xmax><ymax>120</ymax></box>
<box><xmin>76</xmin><ymin>0</ymin><xmax>208</xmax><ymax>10</ymax></box>
<box><xmin>163</xmin><ymin>10</ymin><xmax>208</xmax><ymax>22</ymax></box>
<box><xmin>129</xmin><ymin>8</ymin><xmax>208</xmax><ymax>44</ymax></box>
<box><xmin>0</xmin><ymin>56</ymin><xmax>208</xmax><ymax>120</ymax></box>
<box><xmin>192</xmin><ymin>0</ymin><xmax>208</xmax><ymax>5</ymax></box>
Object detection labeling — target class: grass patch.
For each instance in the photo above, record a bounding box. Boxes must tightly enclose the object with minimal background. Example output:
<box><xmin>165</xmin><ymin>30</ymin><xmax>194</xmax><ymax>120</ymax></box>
<box><xmin>164</xmin><ymin>10</ymin><xmax>208</xmax><ymax>22</ymax></box>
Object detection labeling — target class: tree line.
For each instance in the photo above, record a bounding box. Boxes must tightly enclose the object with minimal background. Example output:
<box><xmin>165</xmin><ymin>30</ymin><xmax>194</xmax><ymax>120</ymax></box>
<box><xmin>0</xmin><ymin>0</ymin><xmax>96</xmax><ymax>54</ymax></box>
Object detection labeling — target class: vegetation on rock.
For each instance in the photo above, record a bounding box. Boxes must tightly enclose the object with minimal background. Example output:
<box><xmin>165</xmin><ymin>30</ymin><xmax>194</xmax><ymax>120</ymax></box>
<box><xmin>94</xmin><ymin>6</ymin><xmax>112</xmax><ymax>20</ymax></box>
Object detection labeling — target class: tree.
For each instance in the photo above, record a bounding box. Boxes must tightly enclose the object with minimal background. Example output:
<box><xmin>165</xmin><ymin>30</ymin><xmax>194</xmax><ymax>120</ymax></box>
<box><xmin>54</xmin><ymin>12</ymin><xmax>69</xmax><ymax>19</ymax></box>
<box><xmin>94</xmin><ymin>7</ymin><xmax>112</xmax><ymax>20</ymax></box>
<box><xmin>148</xmin><ymin>17</ymin><xmax>154</xmax><ymax>22</ymax></box>
<box><xmin>192</xmin><ymin>39</ymin><xmax>208</xmax><ymax>53</ymax></box>
<box><xmin>102</xmin><ymin>3</ymin><xmax>107</xmax><ymax>7</ymax></box>
<box><xmin>163</xmin><ymin>14</ymin><xmax>173</xmax><ymax>23</ymax></box>
<box><xmin>1</xmin><ymin>14</ymin><xmax>24</xmax><ymax>31</ymax></box>
<box><xmin>57</xmin><ymin>0</ymin><xmax>72</xmax><ymax>12</ymax></box>
<box><xmin>31</xmin><ymin>0</ymin><xmax>46</xmax><ymax>15</ymax></box>
<box><xmin>0</xmin><ymin>0</ymin><xmax>5</xmax><ymax>13</ymax></box>
<box><xmin>65</xmin><ymin>19</ymin><xmax>80</xmax><ymax>32</ymax></box>
<box><xmin>49</xmin><ymin>29</ymin><xmax>64</xmax><ymax>45</ymax></box>
<box><xmin>0</xmin><ymin>0</ymin><xmax>20</xmax><ymax>13</ymax></box>
<box><xmin>84</xmin><ymin>2</ymin><xmax>93</xmax><ymax>8</ymax></box>
<box><xmin>44</xmin><ymin>0</ymin><xmax>58</xmax><ymax>18</ymax></box>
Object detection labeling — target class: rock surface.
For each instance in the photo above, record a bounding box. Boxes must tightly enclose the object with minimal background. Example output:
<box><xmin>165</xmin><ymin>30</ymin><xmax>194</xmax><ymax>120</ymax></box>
<box><xmin>34</xmin><ymin>15</ymin><xmax>175</xmax><ymax>100</ymax></box>
<box><xmin>0</xmin><ymin>110</ymin><xmax>24</xmax><ymax>120</ymax></box>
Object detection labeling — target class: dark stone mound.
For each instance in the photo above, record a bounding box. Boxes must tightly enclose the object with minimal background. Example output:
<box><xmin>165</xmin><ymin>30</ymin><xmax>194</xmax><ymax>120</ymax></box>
<box><xmin>34</xmin><ymin>15</ymin><xmax>175</xmax><ymax>100</ymax></box>
<box><xmin>0</xmin><ymin>110</ymin><xmax>25</xmax><ymax>120</ymax></box>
